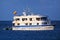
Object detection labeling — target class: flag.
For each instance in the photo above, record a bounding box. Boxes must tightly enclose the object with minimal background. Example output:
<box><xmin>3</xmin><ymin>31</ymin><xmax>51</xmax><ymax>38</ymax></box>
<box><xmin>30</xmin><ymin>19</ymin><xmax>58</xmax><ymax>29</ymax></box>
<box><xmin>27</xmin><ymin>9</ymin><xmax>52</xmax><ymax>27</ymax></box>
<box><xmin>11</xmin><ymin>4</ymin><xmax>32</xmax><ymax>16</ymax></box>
<box><xmin>13</xmin><ymin>11</ymin><xmax>17</xmax><ymax>15</ymax></box>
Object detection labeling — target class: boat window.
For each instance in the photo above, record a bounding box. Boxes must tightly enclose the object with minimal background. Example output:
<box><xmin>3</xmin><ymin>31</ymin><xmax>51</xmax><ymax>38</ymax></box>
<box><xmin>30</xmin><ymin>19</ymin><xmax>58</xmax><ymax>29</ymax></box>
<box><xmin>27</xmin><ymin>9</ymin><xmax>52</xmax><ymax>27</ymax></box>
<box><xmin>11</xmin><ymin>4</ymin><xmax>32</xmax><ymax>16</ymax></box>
<box><xmin>37</xmin><ymin>23</ymin><xmax>39</xmax><ymax>25</ymax></box>
<box><xmin>41</xmin><ymin>17</ymin><xmax>47</xmax><ymax>20</ymax></box>
<box><xmin>25</xmin><ymin>23</ymin><xmax>28</xmax><ymax>25</ymax></box>
<box><xmin>17</xmin><ymin>23</ymin><xmax>20</xmax><ymax>25</ymax></box>
<box><xmin>36</xmin><ymin>18</ymin><xmax>40</xmax><ymax>21</ymax></box>
<box><xmin>29</xmin><ymin>18</ymin><xmax>32</xmax><ymax>21</ymax></box>
<box><xmin>29</xmin><ymin>23</ymin><xmax>32</xmax><ymax>25</ymax></box>
<box><xmin>13</xmin><ymin>23</ymin><xmax>15</xmax><ymax>26</ymax></box>
<box><xmin>15</xmin><ymin>18</ymin><xmax>20</xmax><ymax>21</ymax></box>
<box><xmin>22</xmin><ymin>18</ymin><xmax>27</xmax><ymax>21</ymax></box>
<box><xmin>42</xmin><ymin>22</ymin><xmax>47</xmax><ymax>24</ymax></box>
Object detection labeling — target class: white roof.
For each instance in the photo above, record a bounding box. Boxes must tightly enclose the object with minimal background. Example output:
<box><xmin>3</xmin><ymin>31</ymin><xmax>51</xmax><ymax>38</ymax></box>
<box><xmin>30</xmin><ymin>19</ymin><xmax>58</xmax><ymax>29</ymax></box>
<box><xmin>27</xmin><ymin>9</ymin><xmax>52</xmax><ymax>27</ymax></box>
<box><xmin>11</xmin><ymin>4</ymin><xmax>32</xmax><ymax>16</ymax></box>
<box><xmin>13</xmin><ymin>14</ymin><xmax>47</xmax><ymax>19</ymax></box>
<box><xmin>13</xmin><ymin>11</ymin><xmax>47</xmax><ymax>18</ymax></box>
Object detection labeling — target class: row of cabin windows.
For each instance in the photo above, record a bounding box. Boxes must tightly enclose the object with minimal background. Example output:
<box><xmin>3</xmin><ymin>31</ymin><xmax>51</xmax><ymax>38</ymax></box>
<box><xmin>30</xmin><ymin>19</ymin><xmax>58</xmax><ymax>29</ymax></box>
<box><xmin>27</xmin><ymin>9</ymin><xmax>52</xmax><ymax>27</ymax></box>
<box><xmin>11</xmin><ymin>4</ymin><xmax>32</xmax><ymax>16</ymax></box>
<box><xmin>15</xmin><ymin>17</ymin><xmax>47</xmax><ymax>21</ymax></box>
<box><xmin>36</xmin><ymin>17</ymin><xmax>47</xmax><ymax>21</ymax></box>
<box><xmin>25</xmin><ymin>23</ymin><xmax>39</xmax><ymax>25</ymax></box>
<box><xmin>13</xmin><ymin>23</ymin><xmax>39</xmax><ymax>26</ymax></box>
<box><xmin>13</xmin><ymin>22</ymin><xmax>47</xmax><ymax>26</ymax></box>
<box><xmin>15</xmin><ymin>18</ymin><xmax>32</xmax><ymax>21</ymax></box>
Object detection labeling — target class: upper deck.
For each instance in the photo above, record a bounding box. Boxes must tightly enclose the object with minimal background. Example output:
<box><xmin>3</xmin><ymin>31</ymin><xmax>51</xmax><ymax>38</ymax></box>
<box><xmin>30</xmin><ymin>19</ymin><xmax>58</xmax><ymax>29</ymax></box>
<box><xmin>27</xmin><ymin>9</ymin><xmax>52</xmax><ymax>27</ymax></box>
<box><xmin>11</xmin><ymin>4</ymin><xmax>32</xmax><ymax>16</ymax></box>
<box><xmin>12</xmin><ymin>11</ymin><xmax>50</xmax><ymax>26</ymax></box>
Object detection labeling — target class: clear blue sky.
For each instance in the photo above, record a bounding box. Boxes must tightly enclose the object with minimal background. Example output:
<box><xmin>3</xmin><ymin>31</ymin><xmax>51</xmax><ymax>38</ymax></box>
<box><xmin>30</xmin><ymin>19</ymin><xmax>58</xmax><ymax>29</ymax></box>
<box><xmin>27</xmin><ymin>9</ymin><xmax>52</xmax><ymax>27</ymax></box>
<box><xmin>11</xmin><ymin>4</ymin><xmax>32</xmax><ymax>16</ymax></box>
<box><xmin>0</xmin><ymin>0</ymin><xmax>60</xmax><ymax>21</ymax></box>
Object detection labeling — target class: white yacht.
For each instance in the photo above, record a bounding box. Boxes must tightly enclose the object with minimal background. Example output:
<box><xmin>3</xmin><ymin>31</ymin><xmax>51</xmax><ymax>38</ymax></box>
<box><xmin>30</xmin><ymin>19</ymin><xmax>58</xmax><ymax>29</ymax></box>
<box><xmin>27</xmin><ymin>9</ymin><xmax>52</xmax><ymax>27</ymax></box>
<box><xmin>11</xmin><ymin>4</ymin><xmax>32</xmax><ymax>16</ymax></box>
<box><xmin>12</xmin><ymin>10</ymin><xmax>54</xmax><ymax>30</ymax></box>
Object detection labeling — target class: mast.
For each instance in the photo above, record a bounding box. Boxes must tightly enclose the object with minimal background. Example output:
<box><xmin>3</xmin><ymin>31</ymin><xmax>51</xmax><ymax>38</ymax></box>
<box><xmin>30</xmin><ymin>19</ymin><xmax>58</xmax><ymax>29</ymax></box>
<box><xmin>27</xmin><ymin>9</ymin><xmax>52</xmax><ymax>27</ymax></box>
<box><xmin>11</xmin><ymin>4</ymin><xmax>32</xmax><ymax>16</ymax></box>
<box><xmin>23</xmin><ymin>8</ymin><xmax>31</xmax><ymax>16</ymax></box>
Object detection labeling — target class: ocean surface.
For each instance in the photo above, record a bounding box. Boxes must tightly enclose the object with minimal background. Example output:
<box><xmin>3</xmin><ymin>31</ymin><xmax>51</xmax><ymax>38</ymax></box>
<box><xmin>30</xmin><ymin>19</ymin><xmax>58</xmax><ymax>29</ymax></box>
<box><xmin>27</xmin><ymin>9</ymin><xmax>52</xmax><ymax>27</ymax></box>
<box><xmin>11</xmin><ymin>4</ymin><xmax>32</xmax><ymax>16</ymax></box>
<box><xmin>0</xmin><ymin>21</ymin><xmax>60</xmax><ymax>40</ymax></box>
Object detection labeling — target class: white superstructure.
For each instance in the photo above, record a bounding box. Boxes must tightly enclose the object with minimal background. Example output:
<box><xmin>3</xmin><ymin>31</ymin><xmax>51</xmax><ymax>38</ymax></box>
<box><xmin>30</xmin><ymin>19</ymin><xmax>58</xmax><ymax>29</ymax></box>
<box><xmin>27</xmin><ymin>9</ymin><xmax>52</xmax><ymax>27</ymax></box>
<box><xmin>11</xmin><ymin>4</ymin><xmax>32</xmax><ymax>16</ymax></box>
<box><xmin>12</xmin><ymin>10</ymin><xmax>54</xmax><ymax>30</ymax></box>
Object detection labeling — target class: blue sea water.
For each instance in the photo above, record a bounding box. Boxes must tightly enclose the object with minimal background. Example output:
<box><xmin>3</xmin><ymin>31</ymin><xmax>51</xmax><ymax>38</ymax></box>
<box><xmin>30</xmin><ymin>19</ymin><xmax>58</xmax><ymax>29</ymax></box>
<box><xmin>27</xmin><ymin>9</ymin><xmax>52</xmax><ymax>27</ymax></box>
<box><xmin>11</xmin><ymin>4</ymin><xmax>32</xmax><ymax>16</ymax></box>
<box><xmin>0</xmin><ymin>21</ymin><xmax>60</xmax><ymax>40</ymax></box>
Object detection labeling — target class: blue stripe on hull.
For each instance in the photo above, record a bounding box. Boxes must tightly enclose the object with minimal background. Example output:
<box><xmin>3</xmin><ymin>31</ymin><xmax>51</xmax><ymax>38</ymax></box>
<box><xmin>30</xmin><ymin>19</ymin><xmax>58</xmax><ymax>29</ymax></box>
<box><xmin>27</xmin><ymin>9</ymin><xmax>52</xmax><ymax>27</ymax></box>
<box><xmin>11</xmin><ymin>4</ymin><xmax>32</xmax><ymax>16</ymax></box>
<box><xmin>13</xmin><ymin>25</ymin><xmax>52</xmax><ymax>27</ymax></box>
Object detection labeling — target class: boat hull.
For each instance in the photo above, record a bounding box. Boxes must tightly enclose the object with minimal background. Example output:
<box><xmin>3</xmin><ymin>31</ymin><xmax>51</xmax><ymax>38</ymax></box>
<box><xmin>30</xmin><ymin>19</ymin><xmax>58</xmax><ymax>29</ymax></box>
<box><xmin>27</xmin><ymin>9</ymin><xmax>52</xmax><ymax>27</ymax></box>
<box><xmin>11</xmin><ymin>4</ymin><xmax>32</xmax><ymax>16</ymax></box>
<box><xmin>12</xmin><ymin>26</ymin><xmax>54</xmax><ymax>31</ymax></box>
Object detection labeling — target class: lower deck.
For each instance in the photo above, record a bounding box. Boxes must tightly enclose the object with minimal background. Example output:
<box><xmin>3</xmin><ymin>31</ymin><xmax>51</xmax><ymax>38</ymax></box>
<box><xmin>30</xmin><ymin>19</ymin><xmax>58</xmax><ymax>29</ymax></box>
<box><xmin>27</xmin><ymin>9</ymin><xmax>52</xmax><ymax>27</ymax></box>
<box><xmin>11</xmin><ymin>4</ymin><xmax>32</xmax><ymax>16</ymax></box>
<box><xmin>12</xmin><ymin>25</ymin><xmax>54</xmax><ymax>30</ymax></box>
